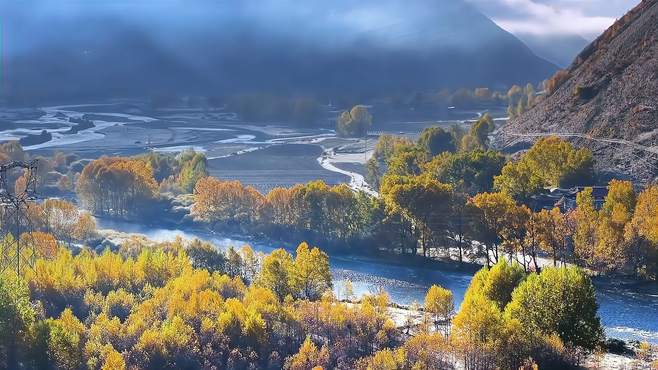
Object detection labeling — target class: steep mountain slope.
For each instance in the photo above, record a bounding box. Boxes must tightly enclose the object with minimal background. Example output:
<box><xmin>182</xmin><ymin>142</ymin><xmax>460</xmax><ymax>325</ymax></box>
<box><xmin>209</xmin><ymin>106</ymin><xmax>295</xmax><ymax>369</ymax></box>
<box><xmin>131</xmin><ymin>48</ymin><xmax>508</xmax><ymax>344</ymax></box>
<box><xmin>496</xmin><ymin>0</ymin><xmax>658</xmax><ymax>183</ymax></box>
<box><xmin>1</xmin><ymin>0</ymin><xmax>556</xmax><ymax>104</ymax></box>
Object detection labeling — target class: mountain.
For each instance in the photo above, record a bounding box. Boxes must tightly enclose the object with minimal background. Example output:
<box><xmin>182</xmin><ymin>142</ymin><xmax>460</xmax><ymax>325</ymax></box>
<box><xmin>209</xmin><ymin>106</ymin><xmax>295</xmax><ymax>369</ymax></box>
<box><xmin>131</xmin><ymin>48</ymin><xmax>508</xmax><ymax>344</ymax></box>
<box><xmin>495</xmin><ymin>0</ymin><xmax>658</xmax><ymax>183</ymax></box>
<box><xmin>516</xmin><ymin>34</ymin><xmax>590</xmax><ymax>68</ymax></box>
<box><xmin>0</xmin><ymin>0</ymin><xmax>557</xmax><ymax>105</ymax></box>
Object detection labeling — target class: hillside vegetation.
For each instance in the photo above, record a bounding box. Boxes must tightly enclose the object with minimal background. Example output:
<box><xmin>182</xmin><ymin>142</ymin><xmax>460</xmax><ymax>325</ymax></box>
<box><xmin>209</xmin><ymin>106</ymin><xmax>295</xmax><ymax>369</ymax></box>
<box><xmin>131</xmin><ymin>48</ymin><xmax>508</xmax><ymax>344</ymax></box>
<box><xmin>496</xmin><ymin>0</ymin><xmax>658</xmax><ymax>183</ymax></box>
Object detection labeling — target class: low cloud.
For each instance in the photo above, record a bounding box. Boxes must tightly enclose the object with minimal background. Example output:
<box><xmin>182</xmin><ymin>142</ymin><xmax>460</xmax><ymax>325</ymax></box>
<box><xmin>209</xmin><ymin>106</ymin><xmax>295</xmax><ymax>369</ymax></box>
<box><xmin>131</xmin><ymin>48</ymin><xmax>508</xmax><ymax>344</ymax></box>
<box><xmin>467</xmin><ymin>0</ymin><xmax>637</xmax><ymax>39</ymax></box>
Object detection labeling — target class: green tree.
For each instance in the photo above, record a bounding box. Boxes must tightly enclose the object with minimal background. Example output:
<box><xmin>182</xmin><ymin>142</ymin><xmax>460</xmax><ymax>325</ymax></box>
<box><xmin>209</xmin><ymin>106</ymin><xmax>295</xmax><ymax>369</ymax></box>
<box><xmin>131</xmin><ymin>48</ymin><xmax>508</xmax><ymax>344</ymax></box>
<box><xmin>417</xmin><ymin>127</ymin><xmax>456</xmax><ymax>156</ymax></box>
<box><xmin>366</xmin><ymin>135</ymin><xmax>413</xmax><ymax>190</ymax></box>
<box><xmin>494</xmin><ymin>137</ymin><xmax>594</xmax><ymax>200</ymax></box>
<box><xmin>386</xmin><ymin>146</ymin><xmax>429</xmax><ymax>178</ymax></box>
<box><xmin>460</xmin><ymin>114</ymin><xmax>493</xmax><ymax>151</ymax></box>
<box><xmin>46</xmin><ymin>308</ymin><xmax>87</xmax><ymax>370</ymax></box>
<box><xmin>451</xmin><ymin>289</ymin><xmax>507</xmax><ymax>370</ymax></box>
<box><xmin>177</xmin><ymin>150</ymin><xmax>208</xmax><ymax>193</ymax></box>
<box><xmin>423</xmin><ymin>150</ymin><xmax>505</xmax><ymax>195</ymax></box>
<box><xmin>505</xmin><ymin>266</ymin><xmax>604</xmax><ymax>352</ymax></box>
<box><xmin>466</xmin><ymin>259</ymin><xmax>526</xmax><ymax>310</ymax></box>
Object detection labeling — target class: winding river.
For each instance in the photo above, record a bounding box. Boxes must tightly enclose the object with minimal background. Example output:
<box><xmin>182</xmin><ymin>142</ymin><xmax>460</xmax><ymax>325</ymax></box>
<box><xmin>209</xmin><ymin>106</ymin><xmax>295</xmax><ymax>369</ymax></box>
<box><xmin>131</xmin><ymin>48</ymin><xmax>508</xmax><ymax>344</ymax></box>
<box><xmin>97</xmin><ymin>219</ymin><xmax>658</xmax><ymax>345</ymax></box>
<box><xmin>5</xmin><ymin>104</ymin><xmax>658</xmax><ymax>344</ymax></box>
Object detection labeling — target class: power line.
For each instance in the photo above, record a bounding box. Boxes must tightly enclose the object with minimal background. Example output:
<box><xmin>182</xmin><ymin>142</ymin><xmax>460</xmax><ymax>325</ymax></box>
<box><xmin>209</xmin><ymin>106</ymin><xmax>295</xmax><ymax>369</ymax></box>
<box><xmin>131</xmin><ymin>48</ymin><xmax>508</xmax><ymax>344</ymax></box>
<box><xmin>0</xmin><ymin>159</ymin><xmax>39</xmax><ymax>275</ymax></box>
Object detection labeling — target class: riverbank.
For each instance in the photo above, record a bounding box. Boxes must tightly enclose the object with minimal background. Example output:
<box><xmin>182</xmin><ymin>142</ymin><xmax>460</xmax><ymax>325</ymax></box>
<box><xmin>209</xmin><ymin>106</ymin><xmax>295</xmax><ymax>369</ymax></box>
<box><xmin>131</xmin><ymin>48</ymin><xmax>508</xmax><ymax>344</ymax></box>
<box><xmin>342</xmin><ymin>298</ymin><xmax>658</xmax><ymax>370</ymax></box>
<box><xmin>93</xmin><ymin>217</ymin><xmax>658</xmax><ymax>346</ymax></box>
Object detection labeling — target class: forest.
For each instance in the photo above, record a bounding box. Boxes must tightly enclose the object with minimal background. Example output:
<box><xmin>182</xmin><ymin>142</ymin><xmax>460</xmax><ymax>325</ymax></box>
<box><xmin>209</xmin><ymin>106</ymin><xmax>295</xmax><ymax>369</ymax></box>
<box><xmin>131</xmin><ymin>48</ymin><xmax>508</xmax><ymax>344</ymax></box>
<box><xmin>20</xmin><ymin>112</ymin><xmax>650</xmax><ymax>281</ymax></box>
<box><xmin>0</xmin><ymin>108</ymin><xmax>657</xmax><ymax>369</ymax></box>
<box><xmin>1</xmin><ymin>234</ymin><xmax>607</xmax><ymax>370</ymax></box>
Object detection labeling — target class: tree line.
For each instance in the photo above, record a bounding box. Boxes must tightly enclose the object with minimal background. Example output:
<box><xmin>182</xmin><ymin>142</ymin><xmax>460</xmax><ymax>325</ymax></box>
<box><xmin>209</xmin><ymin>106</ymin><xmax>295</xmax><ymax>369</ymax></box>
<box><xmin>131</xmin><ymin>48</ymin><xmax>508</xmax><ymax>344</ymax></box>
<box><xmin>189</xmin><ymin>124</ymin><xmax>657</xmax><ymax>278</ymax></box>
<box><xmin>69</xmin><ymin>122</ymin><xmax>658</xmax><ymax>279</ymax></box>
<box><xmin>371</xmin><ymin>123</ymin><xmax>655</xmax><ymax>278</ymax></box>
<box><xmin>76</xmin><ymin>151</ymin><xmax>208</xmax><ymax>218</ymax></box>
<box><xmin>0</xmin><ymin>234</ymin><xmax>612</xmax><ymax>370</ymax></box>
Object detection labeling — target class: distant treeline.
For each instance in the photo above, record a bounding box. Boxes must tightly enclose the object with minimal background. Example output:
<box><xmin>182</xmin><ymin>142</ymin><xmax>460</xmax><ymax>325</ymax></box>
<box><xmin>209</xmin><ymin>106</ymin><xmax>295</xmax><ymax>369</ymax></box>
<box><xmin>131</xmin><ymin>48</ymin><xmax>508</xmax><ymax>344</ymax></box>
<box><xmin>147</xmin><ymin>86</ymin><xmax>528</xmax><ymax>128</ymax></box>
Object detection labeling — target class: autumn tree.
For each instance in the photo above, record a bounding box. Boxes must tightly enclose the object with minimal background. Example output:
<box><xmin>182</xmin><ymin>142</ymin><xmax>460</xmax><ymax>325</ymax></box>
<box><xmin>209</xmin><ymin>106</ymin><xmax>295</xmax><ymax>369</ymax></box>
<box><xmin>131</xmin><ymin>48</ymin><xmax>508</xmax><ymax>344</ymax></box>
<box><xmin>535</xmin><ymin>207</ymin><xmax>570</xmax><ymax>266</ymax></box>
<box><xmin>424</xmin><ymin>285</ymin><xmax>454</xmax><ymax>336</ymax></box>
<box><xmin>381</xmin><ymin>176</ymin><xmax>453</xmax><ymax>257</ymax></box>
<box><xmin>336</xmin><ymin>105</ymin><xmax>373</xmax><ymax>137</ymax></box>
<box><xmin>291</xmin><ymin>243</ymin><xmax>332</xmax><ymax>301</ymax></box>
<box><xmin>448</xmin><ymin>193</ymin><xmax>479</xmax><ymax>263</ymax></box>
<box><xmin>285</xmin><ymin>336</ymin><xmax>330</xmax><ymax>370</ymax></box>
<box><xmin>22</xmin><ymin>231</ymin><xmax>59</xmax><ymax>259</ymax></box>
<box><xmin>571</xmin><ymin>188</ymin><xmax>598</xmax><ymax>267</ymax></box>
<box><xmin>544</xmin><ymin>69</ymin><xmax>570</xmax><ymax>95</ymax></box>
<box><xmin>594</xmin><ymin>180</ymin><xmax>635</xmax><ymax>271</ymax></box>
<box><xmin>521</xmin><ymin>210</ymin><xmax>547</xmax><ymax>272</ymax></box>
<box><xmin>470</xmin><ymin>192</ymin><xmax>524</xmax><ymax>266</ymax></box>
<box><xmin>191</xmin><ymin>177</ymin><xmax>263</xmax><ymax>228</ymax></box>
<box><xmin>625</xmin><ymin>185</ymin><xmax>658</xmax><ymax>279</ymax></box>
<box><xmin>76</xmin><ymin>157</ymin><xmax>158</xmax><ymax>217</ymax></box>
<box><xmin>41</xmin><ymin>199</ymin><xmax>80</xmax><ymax>245</ymax></box>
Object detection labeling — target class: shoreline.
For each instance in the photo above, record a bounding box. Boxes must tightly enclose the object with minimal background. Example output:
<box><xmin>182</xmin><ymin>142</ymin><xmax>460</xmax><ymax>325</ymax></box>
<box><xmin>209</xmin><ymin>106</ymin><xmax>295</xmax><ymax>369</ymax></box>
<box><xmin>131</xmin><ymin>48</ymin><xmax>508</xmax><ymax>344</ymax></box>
<box><xmin>93</xmin><ymin>216</ymin><xmax>658</xmax><ymax>346</ymax></box>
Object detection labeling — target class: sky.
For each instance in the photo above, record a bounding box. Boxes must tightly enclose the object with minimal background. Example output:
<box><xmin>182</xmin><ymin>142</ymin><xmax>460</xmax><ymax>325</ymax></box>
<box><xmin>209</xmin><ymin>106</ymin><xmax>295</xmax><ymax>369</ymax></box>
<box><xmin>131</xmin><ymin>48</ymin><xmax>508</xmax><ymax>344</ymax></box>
<box><xmin>467</xmin><ymin>0</ymin><xmax>639</xmax><ymax>40</ymax></box>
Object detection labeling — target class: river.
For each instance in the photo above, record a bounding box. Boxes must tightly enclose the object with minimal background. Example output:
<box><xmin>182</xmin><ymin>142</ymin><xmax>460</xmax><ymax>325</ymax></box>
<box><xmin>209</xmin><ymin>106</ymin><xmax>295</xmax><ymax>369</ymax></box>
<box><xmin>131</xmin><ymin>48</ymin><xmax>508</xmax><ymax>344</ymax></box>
<box><xmin>97</xmin><ymin>219</ymin><xmax>658</xmax><ymax>345</ymax></box>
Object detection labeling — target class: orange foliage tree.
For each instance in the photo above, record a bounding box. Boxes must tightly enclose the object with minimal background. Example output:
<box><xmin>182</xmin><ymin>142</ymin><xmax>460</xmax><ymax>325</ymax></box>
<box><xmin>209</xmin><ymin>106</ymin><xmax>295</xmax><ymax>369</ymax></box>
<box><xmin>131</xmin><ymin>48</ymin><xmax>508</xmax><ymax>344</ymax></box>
<box><xmin>76</xmin><ymin>157</ymin><xmax>158</xmax><ymax>217</ymax></box>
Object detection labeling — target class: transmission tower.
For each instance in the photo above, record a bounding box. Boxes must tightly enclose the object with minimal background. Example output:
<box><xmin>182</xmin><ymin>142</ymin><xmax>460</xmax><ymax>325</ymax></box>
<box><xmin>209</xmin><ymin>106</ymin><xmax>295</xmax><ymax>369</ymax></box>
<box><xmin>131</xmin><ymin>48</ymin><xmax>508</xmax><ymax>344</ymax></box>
<box><xmin>0</xmin><ymin>159</ymin><xmax>39</xmax><ymax>275</ymax></box>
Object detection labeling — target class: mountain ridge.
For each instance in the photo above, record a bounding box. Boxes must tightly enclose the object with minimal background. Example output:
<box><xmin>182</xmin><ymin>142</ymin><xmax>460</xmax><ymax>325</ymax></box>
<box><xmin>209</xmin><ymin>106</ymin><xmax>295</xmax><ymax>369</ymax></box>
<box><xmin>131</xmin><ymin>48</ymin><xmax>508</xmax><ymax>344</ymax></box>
<box><xmin>495</xmin><ymin>0</ymin><xmax>658</xmax><ymax>183</ymax></box>
<box><xmin>0</xmin><ymin>0</ymin><xmax>556</xmax><ymax>105</ymax></box>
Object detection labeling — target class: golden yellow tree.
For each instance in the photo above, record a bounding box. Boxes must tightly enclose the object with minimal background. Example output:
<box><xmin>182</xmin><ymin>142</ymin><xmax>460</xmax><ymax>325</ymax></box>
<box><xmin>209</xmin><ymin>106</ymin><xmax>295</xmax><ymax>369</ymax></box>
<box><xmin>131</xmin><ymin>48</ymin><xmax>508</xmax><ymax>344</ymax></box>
<box><xmin>424</xmin><ymin>284</ymin><xmax>454</xmax><ymax>336</ymax></box>
<box><xmin>291</xmin><ymin>242</ymin><xmax>332</xmax><ymax>301</ymax></box>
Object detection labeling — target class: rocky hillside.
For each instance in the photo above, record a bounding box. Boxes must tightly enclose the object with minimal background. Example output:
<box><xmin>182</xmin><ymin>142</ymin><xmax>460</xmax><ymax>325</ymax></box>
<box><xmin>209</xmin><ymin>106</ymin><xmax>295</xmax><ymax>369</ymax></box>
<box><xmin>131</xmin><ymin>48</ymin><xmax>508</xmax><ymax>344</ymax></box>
<box><xmin>495</xmin><ymin>0</ymin><xmax>658</xmax><ymax>183</ymax></box>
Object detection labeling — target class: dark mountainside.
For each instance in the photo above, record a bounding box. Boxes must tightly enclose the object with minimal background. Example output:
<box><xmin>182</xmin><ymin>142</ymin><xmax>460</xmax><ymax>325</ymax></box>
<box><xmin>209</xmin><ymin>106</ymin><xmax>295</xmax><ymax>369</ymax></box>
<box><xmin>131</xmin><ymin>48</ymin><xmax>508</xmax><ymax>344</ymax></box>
<box><xmin>1</xmin><ymin>0</ymin><xmax>556</xmax><ymax>105</ymax></box>
<box><xmin>496</xmin><ymin>0</ymin><xmax>658</xmax><ymax>183</ymax></box>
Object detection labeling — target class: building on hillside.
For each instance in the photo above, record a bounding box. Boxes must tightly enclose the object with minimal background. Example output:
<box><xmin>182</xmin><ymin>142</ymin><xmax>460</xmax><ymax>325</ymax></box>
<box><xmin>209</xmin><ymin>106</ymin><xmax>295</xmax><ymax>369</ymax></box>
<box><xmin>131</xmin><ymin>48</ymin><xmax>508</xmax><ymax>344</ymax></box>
<box><xmin>528</xmin><ymin>186</ymin><xmax>608</xmax><ymax>212</ymax></box>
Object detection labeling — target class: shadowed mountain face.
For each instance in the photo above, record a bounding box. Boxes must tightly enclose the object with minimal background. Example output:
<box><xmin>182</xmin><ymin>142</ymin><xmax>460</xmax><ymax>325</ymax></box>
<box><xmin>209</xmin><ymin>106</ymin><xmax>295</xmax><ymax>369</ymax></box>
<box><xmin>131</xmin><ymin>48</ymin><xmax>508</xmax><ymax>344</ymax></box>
<box><xmin>1</xmin><ymin>0</ymin><xmax>556</xmax><ymax>104</ymax></box>
<box><xmin>496</xmin><ymin>0</ymin><xmax>658</xmax><ymax>183</ymax></box>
